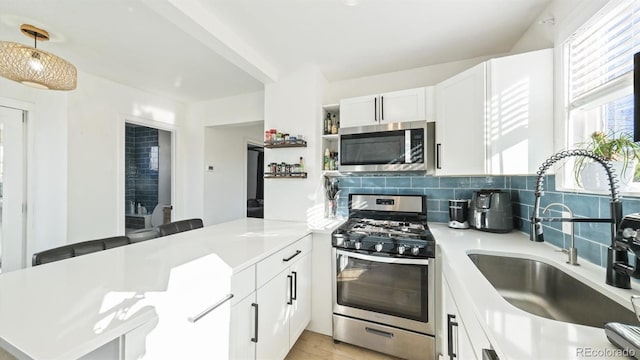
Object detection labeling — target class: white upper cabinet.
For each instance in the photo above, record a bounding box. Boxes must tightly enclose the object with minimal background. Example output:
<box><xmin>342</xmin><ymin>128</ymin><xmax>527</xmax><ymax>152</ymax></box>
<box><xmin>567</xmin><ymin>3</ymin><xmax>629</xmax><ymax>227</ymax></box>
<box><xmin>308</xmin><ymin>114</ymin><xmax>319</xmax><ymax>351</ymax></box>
<box><xmin>435</xmin><ymin>48</ymin><xmax>553</xmax><ymax>176</ymax></box>
<box><xmin>435</xmin><ymin>63</ymin><xmax>486</xmax><ymax>176</ymax></box>
<box><xmin>340</xmin><ymin>87</ymin><xmax>427</xmax><ymax>128</ymax></box>
<box><xmin>486</xmin><ymin>49</ymin><xmax>553</xmax><ymax>175</ymax></box>
<box><xmin>339</xmin><ymin>95</ymin><xmax>378</xmax><ymax>128</ymax></box>
<box><xmin>379</xmin><ymin>87</ymin><xmax>426</xmax><ymax>123</ymax></box>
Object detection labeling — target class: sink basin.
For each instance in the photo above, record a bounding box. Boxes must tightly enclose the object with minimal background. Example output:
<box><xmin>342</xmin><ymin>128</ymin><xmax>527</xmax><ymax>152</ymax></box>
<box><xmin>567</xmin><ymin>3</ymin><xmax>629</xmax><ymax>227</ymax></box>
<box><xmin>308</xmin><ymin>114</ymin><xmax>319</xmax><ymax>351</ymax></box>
<box><xmin>468</xmin><ymin>253</ymin><xmax>637</xmax><ymax>328</ymax></box>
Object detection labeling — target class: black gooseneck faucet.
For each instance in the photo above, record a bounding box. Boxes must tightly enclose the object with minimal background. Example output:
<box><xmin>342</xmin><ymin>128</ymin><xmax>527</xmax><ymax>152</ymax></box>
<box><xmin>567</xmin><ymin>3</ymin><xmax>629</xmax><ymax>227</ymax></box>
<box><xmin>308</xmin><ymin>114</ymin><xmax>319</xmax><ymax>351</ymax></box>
<box><xmin>530</xmin><ymin>149</ymin><xmax>632</xmax><ymax>288</ymax></box>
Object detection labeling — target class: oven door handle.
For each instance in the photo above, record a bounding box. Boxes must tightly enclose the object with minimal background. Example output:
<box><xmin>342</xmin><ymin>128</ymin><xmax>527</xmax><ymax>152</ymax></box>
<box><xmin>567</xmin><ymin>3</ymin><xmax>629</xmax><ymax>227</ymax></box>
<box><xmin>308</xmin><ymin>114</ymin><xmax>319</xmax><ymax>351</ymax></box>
<box><xmin>336</xmin><ymin>249</ymin><xmax>429</xmax><ymax>265</ymax></box>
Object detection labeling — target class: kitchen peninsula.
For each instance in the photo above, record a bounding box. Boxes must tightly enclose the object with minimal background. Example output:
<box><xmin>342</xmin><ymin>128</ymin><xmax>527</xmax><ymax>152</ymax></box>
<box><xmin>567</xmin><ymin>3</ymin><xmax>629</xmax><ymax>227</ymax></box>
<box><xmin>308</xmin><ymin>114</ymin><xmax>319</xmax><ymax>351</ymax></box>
<box><xmin>0</xmin><ymin>218</ymin><xmax>312</xmax><ymax>360</ymax></box>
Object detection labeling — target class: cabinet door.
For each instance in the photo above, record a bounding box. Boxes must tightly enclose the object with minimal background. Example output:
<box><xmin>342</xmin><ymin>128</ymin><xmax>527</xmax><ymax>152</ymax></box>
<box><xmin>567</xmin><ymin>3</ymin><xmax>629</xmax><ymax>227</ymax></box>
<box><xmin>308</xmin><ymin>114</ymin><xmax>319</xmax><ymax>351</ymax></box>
<box><xmin>486</xmin><ymin>48</ymin><xmax>553</xmax><ymax>175</ymax></box>
<box><xmin>289</xmin><ymin>252</ymin><xmax>312</xmax><ymax>346</ymax></box>
<box><xmin>133</xmin><ymin>256</ymin><xmax>233</xmax><ymax>359</ymax></box>
<box><xmin>340</xmin><ymin>95</ymin><xmax>378</xmax><ymax>128</ymax></box>
<box><xmin>256</xmin><ymin>268</ymin><xmax>291</xmax><ymax>360</ymax></box>
<box><xmin>442</xmin><ymin>277</ymin><xmax>477</xmax><ymax>360</ymax></box>
<box><xmin>435</xmin><ymin>63</ymin><xmax>486</xmax><ymax>176</ymax></box>
<box><xmin>230</xmin><ymin>293</ymin><xmax>257</xmax><ymax>360</ymax></box>
<box><xmin>379</xmin><ymin>87</ymin><xmax>426</xmax><ymax>123</ymax></box>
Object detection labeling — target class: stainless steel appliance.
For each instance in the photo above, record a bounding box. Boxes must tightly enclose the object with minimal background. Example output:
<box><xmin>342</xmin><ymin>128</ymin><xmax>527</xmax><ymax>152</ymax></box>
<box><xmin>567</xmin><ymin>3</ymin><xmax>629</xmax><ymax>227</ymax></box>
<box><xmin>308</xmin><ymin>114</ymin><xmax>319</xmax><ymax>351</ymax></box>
<box><xmin>331</xmin><ymin>194</ymin><xmax>436</xmax><ymax>359</ymax></box>
<box><xmin>339</xmin><ymin>121</ymin><xmax>435</xmax><ymax>172</ymax></box>
<box><xmin>448</xmin><ymin>199</ymin><xmax>470</xmax><ymax>229</ymax></box>
<box><xmin>469</xmin><ymin>190</ymin><xmax>513</xmax><ymax>233</ymax></box>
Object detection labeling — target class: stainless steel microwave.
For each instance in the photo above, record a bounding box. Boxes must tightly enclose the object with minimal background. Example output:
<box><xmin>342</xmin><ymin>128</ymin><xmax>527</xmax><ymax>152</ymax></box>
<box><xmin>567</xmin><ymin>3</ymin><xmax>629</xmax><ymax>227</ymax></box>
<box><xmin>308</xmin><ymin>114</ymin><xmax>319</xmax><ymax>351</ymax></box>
<box><xmin>339</xmin><ymin>121</ymin><xmax>434</xmax><ymax>173</ymax></box>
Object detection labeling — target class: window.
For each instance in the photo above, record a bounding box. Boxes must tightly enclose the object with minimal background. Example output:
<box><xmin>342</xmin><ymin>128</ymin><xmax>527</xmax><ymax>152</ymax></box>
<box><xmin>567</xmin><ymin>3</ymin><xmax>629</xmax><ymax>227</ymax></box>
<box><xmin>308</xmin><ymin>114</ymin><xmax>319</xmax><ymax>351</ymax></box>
<box><xmin>564</xmin><ymin>0</ymin><xmax>640</xmax><ymax>190</ymax></box>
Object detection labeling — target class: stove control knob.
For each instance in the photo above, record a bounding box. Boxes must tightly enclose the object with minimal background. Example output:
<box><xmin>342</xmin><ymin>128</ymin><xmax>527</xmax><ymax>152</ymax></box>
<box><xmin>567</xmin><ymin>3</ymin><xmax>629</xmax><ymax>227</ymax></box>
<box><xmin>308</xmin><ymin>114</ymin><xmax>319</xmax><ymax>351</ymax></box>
<box><xmin>355</xmin><ymin>241</ymin><xmax>362</xmax><ymax>250</ymax></box>
<box><xmin>397</xmin><ymin>245</ymin><xmax>406</xmax><ymax>255</ymax></box>
<box><xmin>411</xmin><ymin>246</ymin><xmax>420</xmax><ymax>256</ymax></box>
<box><xmin>375</xmin><ymin>243</ymin><xmax>384</xmax><ymax>252</ymax></box>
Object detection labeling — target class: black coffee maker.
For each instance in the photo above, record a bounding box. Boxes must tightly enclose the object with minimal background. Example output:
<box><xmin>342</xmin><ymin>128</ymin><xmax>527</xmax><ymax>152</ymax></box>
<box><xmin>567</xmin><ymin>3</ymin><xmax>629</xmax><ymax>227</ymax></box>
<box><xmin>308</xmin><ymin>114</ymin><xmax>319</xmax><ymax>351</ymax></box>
<box><xmin>448</xmin><ymin>199</ymin><xmax>470</xmax><ymax>229</ymax></box>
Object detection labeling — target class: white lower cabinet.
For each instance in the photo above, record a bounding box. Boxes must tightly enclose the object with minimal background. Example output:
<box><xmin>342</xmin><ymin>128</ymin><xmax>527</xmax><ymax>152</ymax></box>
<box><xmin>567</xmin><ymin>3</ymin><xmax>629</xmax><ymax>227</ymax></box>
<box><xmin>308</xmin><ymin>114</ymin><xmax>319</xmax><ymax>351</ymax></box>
<box><xmin>230</xmin><ymin>292</ymin><xmax>258</xmax><ymax>360</ymax></box>
<box><xmin>288</xmin><ymin>252</ymin><xmax>312</xmax><ymax>345</ymax></box>
<box><xmin>229</xmin><ymin>263</ymin><xmax>259</xmax><ymax>360</ymax></box>
<box><xmin>442</xmin><ymin>276</ymin><xmax>478</xmax><ymax>360</ymax></box>
<box><xmin>256</xmin><ymin>235</ymin><xmax>312</xmax><ymax>360</ymax></box>
<box><xmin>122</xmin><ymin>235</ymin><xmax>312</xmax><ymax>360</ymax></box>
<box><xmin>123</xmin><ymin>255</ymin><xmax>233</xmax><ymax>359</ymax></box>
<box><xmin>442</xmin><ymin>274</ymin><xmax>495</xmax><ymax>360</ymax></box>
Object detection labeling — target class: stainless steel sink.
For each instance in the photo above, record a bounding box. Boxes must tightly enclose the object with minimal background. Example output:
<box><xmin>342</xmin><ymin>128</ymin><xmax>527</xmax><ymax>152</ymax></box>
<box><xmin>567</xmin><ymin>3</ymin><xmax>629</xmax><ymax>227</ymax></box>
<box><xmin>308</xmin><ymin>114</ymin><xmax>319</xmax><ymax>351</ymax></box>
<box><xmin>468</xmin><ymin>253</ymin><xmax>637</xmax><ymax>328</ymax></box>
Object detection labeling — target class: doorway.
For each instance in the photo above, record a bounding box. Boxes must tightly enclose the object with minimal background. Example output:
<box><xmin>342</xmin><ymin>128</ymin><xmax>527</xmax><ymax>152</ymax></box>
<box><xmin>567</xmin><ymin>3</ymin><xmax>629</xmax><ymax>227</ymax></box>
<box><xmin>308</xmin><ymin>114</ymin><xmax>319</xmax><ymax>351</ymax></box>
<box><xmin>0</xmin><ymin>106</ymin><xmax>26</xmax><ymax>273</ymax></box>
<box><xmin>124</xmin><ymin>122</ymin><xmax>173</xmax><ymax>233</ymax></box>
<box><xmin>246</xmin><ymin>143</ymin><xmax>263</xmax><ymax>218</ymax></box>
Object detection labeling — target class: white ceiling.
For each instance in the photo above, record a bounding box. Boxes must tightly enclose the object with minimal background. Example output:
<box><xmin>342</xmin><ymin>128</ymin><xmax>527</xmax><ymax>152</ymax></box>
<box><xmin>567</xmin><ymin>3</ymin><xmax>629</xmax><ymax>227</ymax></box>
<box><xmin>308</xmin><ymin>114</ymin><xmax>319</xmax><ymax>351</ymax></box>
<box><xmin>0</xmin><ymin>0</ymin><xmax>551</xmax><ymax>103</ymax></box>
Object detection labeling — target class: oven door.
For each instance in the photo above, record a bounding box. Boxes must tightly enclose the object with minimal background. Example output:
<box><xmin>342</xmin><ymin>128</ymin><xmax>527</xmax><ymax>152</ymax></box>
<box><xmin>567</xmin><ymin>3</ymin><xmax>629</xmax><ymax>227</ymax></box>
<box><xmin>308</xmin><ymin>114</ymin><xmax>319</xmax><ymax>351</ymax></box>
<box><xmin>332</xmin><ymin>248</ymin><xmax>435</xmax><ymax>335</ymax></box>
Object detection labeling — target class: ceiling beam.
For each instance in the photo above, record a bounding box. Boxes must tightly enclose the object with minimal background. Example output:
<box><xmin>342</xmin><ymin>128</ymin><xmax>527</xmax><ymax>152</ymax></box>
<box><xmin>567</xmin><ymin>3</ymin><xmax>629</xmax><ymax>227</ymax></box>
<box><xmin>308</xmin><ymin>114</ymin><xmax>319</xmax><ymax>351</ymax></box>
<box><xmin>142</xmin><ymin>0</ymin><xmax>278</xmax><ymax>84</ymax></box>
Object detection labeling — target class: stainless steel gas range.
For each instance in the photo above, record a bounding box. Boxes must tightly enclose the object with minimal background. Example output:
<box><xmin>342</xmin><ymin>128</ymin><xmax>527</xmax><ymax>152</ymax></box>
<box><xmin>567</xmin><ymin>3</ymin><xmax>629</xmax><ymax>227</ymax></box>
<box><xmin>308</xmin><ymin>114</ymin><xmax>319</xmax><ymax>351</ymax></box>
<box><xmin>332</xmin><ymin>194</ymin><xmax>436</xmax><ymax>360</ymax></box>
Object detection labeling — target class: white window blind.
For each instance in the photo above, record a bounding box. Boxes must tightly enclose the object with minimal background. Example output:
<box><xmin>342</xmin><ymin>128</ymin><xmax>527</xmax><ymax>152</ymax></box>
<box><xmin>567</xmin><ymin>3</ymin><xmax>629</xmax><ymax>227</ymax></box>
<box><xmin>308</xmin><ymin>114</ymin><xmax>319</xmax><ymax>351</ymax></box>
<box><xmin>568</xmin><ymin>0</ymin><xmax>640</xmax><ymax>107</ymax></box>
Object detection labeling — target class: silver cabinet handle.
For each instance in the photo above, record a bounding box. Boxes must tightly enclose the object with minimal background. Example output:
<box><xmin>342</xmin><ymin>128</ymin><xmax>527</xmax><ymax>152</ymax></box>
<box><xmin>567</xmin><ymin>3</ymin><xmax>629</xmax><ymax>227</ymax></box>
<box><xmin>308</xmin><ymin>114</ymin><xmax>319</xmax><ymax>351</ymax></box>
<box><xmin>187</xmin><ymin>293</ymin><xmax>234</xmax><ymax>323</ymax></box>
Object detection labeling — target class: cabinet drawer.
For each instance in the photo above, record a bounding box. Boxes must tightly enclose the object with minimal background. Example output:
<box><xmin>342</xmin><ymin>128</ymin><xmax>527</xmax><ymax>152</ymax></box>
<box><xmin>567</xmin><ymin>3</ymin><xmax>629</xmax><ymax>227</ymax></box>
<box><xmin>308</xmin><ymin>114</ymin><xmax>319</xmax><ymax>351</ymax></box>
<box><xmin>257</xmin><ymin>235</ymin><xmax>312</xmax><ymax>288</ymax></box>
<box><xmin>231</xmin><ymin>265</ymin><xmax>255</xmax><ymax>305</ymax></box>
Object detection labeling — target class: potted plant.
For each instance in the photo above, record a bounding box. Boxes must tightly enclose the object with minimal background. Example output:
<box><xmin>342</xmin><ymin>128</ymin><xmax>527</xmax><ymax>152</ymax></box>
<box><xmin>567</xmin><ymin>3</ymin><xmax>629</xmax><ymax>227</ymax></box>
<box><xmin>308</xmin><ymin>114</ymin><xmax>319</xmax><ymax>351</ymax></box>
<box><xmin>574</xmin><ymin>131</ymin><xmax>640</xmax><ymax>191</ymax></box>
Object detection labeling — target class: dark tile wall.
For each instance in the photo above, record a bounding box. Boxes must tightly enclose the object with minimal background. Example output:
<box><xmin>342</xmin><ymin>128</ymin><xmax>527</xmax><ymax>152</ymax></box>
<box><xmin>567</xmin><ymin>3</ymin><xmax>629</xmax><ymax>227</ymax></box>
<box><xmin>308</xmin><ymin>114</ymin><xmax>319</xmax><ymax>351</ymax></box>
<box><xmin>125</xmin><ymin>124</ymin><xmax>159</xmax><ymax>212</ymax></box>
<box><xmin>335</xmin><ymin>174</ymin><xmax>640</xmax><ymax>268</ymax></box>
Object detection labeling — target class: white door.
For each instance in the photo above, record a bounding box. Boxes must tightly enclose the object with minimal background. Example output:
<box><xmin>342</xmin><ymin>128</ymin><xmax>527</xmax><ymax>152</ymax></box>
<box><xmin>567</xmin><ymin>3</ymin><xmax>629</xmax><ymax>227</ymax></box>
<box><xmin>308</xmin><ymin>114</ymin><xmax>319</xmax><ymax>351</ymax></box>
<box><xmin>339</xmin><ymin>95</ymin><xmax>378</xmax><ymax>128</ymax></box>
<box><xmin>0</xmin><ymin>106</ymin><xmax>25</xmax><ymax>273</ymax></box>
<box><xmin>379</xmin><ymin>87</ymin><xmax>426</xmax><ymax>123</ymax></box>
<box><xmin>288</xmin><ymin>252</ymin><xmax>311</xmax><ymax>346</ymax></box>
<box><xmin>256</xmin><ymin>268</ymin><xmax>291</xmax><ymax>360</ymax></box>
<box><xmin>229</xmin><ymin>293</ymin><xmax>257</xmax><ymax>360</ymax></box>
<box><xmin>435</xmin><ymin>63</ymin><xmax>487</xmax><ymax>176</ymax></box>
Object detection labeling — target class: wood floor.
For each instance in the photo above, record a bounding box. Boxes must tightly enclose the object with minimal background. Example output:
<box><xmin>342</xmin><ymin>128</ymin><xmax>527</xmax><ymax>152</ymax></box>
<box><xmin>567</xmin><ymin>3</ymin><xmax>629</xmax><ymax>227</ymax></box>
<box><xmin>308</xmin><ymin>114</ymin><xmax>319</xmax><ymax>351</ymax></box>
<box><xmin>285</xmin><ymin>330</ymin><xmax>400</xmax><ymax>360</ymax></box>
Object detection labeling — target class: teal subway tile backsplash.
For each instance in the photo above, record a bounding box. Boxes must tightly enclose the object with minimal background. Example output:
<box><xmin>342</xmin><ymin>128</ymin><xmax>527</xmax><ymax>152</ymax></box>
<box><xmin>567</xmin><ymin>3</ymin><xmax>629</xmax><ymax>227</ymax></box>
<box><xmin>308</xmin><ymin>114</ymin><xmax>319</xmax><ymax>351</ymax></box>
<box><xmin>361</xmin><ymin>177</ymin><xmax>387</xmax><ymax>187</ymax></box>
<box><xmin>439</xmin><ymin>177</ymin><xmax>470</xmax><ymax>188</ymax></box>
<box><xmin>334</xmin><ymin>173</ymin><xmax>640</xmax><ymax>269</ymax></box>
<box><xmin>412</xmin><ymin>177</ymin><xmax>439</xmax><ymax>188</ymax></box>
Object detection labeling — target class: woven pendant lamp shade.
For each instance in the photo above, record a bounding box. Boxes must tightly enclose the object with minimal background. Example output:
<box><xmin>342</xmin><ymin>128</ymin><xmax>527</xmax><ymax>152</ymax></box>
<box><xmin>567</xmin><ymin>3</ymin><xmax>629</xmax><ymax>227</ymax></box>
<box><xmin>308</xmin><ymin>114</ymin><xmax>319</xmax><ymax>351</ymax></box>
<box><xmin>0</xmin><ymin>24</ymin><xmax>77</xmax><ymax>90</ymax></box>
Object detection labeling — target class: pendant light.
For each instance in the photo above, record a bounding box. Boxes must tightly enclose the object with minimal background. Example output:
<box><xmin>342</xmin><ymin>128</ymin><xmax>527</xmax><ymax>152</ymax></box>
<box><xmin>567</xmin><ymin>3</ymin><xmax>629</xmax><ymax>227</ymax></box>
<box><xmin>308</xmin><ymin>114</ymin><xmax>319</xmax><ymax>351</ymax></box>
<box><xmin>0</xmin><ymin>24</ymin><xmax>77</xmax><ymax>90</ymax></box>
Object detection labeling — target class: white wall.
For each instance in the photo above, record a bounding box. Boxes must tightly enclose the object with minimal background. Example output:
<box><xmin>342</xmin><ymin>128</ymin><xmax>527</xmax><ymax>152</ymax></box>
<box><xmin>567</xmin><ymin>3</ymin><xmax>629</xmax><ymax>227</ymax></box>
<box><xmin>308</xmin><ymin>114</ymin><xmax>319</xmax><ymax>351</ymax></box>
<box><xmin>197</xmin><ymin>91</ymin><xmax>265</xmax><ymax>127</ymax></box>
<box><xmin>509</xmin><ymin>3</ymin><xmax>554</xmax><ymax>54</ymax></box>
<box><xmin>203</xmin><ymin>123</ymin><xmax>263</xmax><ymax>225</ymax></box>
<box><xmin>0</xmin><ymin>80</ymin><xmax>68</xmax><ymax>264</ymax></box>
<box><xmin>66</xmin><ymin>71</ymin><xmax>186</xmax><ymax>242</ymax></box>
<box><xmin>184</xmin><ymin>91</ymin><xmax>266</xmax><ymax>222</ymax></box>
<box><xmin>325</xmin><ymin>55</ymin><xmax>496</xmax><ymax>104</ymax></box>
<box><xmin>264</xmin><ymin>64</ymin><xmax>326</xmax><ymax>222</ymax></box>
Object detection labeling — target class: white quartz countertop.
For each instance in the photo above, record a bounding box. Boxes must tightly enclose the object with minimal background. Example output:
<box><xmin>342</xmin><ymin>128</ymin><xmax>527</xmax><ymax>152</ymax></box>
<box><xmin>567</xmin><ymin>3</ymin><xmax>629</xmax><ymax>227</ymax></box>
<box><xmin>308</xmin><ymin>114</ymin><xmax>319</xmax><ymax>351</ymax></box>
<box><xmin>431</xmin><ymin>223</ymin><xmax>640</xmax><ymax>360</ymax></box>
<box><xmin>0</xmin><ymin>218</ymin><xmax>311</xmax><ymax>360</ymax></box>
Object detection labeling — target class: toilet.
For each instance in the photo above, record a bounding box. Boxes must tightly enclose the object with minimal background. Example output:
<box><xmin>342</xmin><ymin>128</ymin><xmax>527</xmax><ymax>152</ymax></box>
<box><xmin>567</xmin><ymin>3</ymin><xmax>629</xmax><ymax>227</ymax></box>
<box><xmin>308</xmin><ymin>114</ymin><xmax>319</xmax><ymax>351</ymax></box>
<box><xmin>127</xmin><ymin>204</ymin><xmax>168</xmax><ymax>242</ymax></box>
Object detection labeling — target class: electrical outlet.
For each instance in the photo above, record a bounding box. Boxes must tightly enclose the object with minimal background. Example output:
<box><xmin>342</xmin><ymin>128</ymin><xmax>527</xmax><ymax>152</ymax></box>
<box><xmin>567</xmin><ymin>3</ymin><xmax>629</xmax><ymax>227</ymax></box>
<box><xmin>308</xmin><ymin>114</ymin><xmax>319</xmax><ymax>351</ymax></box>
<box><xmin>562</xmin><ymin>211</ymin><xmax>571</xmax><ymax>235</ymax></box>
